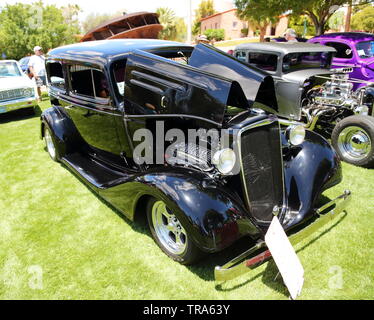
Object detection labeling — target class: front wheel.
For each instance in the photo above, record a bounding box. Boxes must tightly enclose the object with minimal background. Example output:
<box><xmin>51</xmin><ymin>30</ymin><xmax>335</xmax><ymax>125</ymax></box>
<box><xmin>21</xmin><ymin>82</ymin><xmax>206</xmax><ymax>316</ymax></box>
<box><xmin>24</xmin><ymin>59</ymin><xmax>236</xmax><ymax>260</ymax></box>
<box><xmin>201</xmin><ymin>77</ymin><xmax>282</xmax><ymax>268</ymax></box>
<box><xmin>44</xmin><ymin>125</ymin><xmax>59</xmax><ymax>162</ymax></box>
<box><xmin>146</xmin><ymin>198</ymin><xmax>203</xmax><ymax>265</ymax></box>
<box><xmin>332</xmin><ymin>115</ymin><xmax>374</xmax><ymax>168</ymax></box>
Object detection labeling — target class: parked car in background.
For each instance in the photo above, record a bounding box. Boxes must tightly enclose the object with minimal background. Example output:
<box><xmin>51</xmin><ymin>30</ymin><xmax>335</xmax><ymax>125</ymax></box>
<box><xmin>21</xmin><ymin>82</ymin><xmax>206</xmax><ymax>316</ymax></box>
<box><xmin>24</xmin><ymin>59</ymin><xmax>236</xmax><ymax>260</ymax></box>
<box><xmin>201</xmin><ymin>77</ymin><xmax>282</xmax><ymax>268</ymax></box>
<box><xmin>0</xmin><ymin>60</ymin><xmax>38</xmax><ymax>115</ymax></box>
<box><xmin>234</xmin><ymin>42</ymin><xmax>374</xmax><ymax>167</ymax></box>
<box><xmin>41</xmin><ymin>39</ymin><xmax>351</xmax><ymax>281</ymax></box>
<box><xmin>18</xmin><ymin>56</ymin><xmax>33</xmax><ymax>78</ymax></box>
<box><xmin>308</xmin><ymin>32</ymin><xmax>374</xmax><ymax>90</ymax></box>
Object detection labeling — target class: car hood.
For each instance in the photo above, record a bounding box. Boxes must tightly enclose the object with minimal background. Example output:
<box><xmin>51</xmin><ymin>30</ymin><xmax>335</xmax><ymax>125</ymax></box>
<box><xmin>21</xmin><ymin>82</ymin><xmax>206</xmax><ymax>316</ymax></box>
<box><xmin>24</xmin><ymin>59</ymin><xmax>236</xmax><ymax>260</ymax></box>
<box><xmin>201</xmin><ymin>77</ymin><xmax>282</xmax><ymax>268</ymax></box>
<box><xmin>282</xmin><ymin>69</ymin><xmax>333</xmax><ymax>84</ymax></box>
<box><xmin>189</xmin><ymin>44</ymin><xmax>278</xmax><ymax>113</ymax></box>
<box><xmin>0</xmin><ymin>76</ymin><xmax>35</xmax><ymax>91</ymax></box>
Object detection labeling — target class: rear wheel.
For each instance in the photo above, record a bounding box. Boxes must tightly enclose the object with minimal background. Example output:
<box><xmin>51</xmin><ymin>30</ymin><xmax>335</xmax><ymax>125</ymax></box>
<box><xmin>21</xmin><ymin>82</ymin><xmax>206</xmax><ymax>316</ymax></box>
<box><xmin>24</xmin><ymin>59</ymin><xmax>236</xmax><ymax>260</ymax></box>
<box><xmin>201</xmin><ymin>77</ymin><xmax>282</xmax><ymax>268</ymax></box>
<box><xmin>146</xmin><ymin>198</ymin><xmax>203</xmax><ymax>265</ymax></box>
<box><xmin>44</xmin><ymin>125</ymin><xmax>59</xmax><ymax>162</ymax></box>
<box><xmin>332</xmin><ymin>115</ymin><xmax>374</xmax><ymax>168</ymax></box>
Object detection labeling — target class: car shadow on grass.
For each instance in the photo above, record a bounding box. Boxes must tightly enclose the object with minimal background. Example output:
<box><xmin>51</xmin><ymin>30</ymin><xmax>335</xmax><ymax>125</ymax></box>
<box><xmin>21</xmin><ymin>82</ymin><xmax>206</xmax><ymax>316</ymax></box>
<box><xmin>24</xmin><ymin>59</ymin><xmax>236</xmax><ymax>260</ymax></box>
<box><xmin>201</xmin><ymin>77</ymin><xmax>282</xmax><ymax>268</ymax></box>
<box><xmin>50</xmin><ymin>161</ymin><xmax>349</xmax><ymax>297</ymax></box>
<box><xmin>0</xmin><ymin>105</ymin><xmax>42</xmax><ymax>123</ymax></box>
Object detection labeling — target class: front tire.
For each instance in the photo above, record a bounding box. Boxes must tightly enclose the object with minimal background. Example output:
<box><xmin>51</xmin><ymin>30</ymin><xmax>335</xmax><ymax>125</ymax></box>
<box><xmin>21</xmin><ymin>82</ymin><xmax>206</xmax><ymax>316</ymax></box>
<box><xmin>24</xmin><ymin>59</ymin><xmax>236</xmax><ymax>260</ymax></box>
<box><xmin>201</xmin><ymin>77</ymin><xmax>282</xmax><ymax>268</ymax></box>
<box><xmin>332</xmin><ymin>115</ymin><xmax>374</xmax><ymax>168</ymax></box>
<box><xmin>146</xmin><ymin>198</ymin><xmax>203</xmax><ymax>265</ymax></box>
<box><xmin>44</xmin><ymin>125</ymin><xmax>59</xmax><ymax>162</ymax></box>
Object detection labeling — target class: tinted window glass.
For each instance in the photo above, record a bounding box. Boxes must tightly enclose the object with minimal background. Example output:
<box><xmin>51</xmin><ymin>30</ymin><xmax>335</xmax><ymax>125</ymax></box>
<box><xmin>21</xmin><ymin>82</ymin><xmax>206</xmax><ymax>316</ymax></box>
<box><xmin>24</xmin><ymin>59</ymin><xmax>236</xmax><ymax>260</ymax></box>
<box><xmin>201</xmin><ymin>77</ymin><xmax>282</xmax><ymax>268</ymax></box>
<box><xmin>282</xmin><ymin>52</ymin><xmax>332</xmax><ymax>72</ymax></box>
<box><xmin>325</xmin><ymin>42</ymin><xmax>353</xmax><ymax>59</ymax></box>
<box><xmin>70</xmin><ymin>64</ymin><xmax>109</xmax><ymax>99</ymax></box>
<box><xmin>248</xmin><ymin>52</ymin><xmax>278</xmax><ymax>72</ymax></box>
<box><xmin>235</xmin><ymin>51</ymin><xmax>246</xmax><ymax>62</ymax></box>
<box><xmin>47</xmin><ymin>62</ymin><xmax>65</xmax><ymax>90</ymax></box>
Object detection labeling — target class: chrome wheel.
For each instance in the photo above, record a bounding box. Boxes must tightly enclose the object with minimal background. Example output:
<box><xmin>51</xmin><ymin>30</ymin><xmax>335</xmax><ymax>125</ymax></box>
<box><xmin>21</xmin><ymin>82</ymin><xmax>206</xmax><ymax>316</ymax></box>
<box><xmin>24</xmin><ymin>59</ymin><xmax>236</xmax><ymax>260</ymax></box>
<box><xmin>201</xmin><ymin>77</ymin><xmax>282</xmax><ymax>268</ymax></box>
<box><xmin>151</xmin><ymin>200</ymin><xmax>187</xmax><ymax>255</ymax></box>
<box><xmin>44</xmin><ymin>128</ymin><xmax>56</xmax><ymax>160</ymax></box>
<box><xmin>337</xmin><ymin>126</ymin><xmax>371</xmax><ymax>161</ymax></box>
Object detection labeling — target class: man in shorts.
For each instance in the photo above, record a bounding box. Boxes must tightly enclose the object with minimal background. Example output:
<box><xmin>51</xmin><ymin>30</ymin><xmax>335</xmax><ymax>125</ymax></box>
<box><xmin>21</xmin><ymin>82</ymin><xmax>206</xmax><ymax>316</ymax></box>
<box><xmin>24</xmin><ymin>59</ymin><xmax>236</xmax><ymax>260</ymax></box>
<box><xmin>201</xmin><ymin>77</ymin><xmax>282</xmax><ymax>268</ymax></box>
<box><xmin>28</xmin><ymin>46</ymin><xmax>46</xmax><ymax>101</ymax></box>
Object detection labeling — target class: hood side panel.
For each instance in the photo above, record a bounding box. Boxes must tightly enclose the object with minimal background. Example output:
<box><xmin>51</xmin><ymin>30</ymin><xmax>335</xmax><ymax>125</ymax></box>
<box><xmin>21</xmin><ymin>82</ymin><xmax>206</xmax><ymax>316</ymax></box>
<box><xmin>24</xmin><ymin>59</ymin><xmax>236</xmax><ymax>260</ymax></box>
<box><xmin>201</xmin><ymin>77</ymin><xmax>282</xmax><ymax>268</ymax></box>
<box><xmin>124</xmin><ymin>50</ymin><xmax>236</xmax><ymax>125</ymax></box>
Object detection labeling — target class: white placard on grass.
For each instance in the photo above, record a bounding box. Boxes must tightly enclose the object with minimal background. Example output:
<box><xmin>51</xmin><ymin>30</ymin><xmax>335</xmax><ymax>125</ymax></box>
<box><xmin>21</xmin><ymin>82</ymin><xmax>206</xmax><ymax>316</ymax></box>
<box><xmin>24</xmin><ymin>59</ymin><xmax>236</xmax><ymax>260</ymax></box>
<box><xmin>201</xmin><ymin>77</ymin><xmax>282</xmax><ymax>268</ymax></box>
<box><xmin>265</xmin><ymin>216</ymin><xmax>304</xmax><ymax>300</ymax></box>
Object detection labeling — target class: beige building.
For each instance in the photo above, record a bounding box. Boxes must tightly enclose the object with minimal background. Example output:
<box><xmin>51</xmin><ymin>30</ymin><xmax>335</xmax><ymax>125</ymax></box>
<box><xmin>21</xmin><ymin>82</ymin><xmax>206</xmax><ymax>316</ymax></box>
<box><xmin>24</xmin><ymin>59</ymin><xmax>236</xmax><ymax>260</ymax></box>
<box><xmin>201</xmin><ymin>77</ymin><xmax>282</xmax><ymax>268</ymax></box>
<box><xmin>200</xmin><ymin>9</ymin><xmax>289</xmax><ymax>40</ymax></box>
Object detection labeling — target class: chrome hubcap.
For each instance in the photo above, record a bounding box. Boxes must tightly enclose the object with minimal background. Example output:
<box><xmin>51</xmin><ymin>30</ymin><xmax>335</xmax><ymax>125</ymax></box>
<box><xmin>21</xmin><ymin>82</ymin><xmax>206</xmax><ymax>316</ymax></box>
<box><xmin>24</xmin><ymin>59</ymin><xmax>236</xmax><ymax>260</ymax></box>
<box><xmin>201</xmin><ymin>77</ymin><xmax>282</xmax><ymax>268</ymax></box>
<box><xmin>152</xmin><ymin>201</ymin><xmax>187</xmax><ymax>255</ymax></box>
<box><xmin>338</xmin><ymin>126</ymin><xmax>371</xmax><ymax>161</ymax></box>
<box><xmin>45</xmin><ymin>129</ymin><xmax>56</xmax><ymax>159</ymax></box>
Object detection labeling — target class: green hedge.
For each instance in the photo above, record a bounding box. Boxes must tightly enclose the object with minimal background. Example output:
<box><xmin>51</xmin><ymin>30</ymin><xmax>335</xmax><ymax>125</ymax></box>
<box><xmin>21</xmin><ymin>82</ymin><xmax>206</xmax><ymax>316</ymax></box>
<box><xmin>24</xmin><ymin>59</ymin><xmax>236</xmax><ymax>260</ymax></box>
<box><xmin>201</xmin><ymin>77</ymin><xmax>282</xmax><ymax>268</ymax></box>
<box><xmin>203</xmin><ymin>28</ymin><xmax>225</xmax><ymax>41</ymax></box>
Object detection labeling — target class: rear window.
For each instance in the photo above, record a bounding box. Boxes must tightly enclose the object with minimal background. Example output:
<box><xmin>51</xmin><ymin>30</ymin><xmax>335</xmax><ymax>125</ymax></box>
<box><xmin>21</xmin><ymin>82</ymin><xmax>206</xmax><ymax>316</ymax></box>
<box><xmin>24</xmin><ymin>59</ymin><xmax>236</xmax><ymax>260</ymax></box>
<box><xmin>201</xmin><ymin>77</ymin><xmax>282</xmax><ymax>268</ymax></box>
<box><xmin>282</xmin><ymin>52</ymin><xmax>332</xmax><ymax>72</ymax></box>
<box><xmin>325</xmin><ymin>42</ymin><xmax>353</xmax><ymax>59</ymax></box>
<box><xmin>248</xmin><ymin>52</ymin><xmax>278</xmax><ymax>72</ymax></box>
<box><xmin>69</xmin><ymin>64</ymin><xmax>109</xmax><ymax>100</ymax></box>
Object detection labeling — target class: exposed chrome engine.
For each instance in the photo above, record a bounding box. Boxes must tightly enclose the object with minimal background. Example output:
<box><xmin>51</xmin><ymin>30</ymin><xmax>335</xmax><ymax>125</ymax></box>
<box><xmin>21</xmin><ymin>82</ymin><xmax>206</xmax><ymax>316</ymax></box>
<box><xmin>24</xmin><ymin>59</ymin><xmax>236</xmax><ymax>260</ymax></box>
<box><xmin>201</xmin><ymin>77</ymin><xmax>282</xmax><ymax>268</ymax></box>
<box><xmin>302</xmin><ymin>68</ymin><xmax>370</xmax><ymax>131</ymax></box>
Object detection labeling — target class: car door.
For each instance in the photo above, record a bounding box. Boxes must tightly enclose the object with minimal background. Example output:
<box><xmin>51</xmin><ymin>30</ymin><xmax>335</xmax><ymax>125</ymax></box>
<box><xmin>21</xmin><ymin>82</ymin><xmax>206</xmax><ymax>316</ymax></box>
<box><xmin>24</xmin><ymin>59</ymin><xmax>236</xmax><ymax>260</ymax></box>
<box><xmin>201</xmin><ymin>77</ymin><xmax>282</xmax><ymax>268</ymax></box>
<box><xmin>64</xmin><ymin>63</ymin><xmax>124</xmax><ymax>166</ymax></box>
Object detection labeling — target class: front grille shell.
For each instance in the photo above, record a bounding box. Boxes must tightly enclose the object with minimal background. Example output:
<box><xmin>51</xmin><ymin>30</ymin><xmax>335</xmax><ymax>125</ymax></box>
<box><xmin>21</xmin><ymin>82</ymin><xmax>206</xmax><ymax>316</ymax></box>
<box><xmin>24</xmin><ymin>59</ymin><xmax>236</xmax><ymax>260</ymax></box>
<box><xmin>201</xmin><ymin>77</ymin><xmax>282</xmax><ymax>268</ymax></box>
<box><xmin>237</xmin><ymin>119</ymin><xmax>285</xmax><ymax>223</ymax></box>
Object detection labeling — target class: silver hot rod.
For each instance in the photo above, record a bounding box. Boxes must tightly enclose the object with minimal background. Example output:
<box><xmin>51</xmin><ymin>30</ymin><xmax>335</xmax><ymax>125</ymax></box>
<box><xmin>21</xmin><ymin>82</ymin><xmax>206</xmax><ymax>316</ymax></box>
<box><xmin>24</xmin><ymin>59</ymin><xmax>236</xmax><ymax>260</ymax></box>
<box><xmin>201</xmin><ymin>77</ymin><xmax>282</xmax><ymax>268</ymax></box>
<box><xmin>235</xmin><ymin>42</ymin><xmax>374</xmax><ymax>168</ymax></box>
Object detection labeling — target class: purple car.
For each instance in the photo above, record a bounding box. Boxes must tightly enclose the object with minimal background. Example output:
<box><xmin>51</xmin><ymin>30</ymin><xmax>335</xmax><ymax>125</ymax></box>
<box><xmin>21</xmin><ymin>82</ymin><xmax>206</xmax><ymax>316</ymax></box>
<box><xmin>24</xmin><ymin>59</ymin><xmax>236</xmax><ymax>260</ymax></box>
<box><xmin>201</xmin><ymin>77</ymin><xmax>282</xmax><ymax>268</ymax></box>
<box><xmin>308</xmin><ymin>32</ymin><xmax>374</xmax><ymax>90</ymax></box>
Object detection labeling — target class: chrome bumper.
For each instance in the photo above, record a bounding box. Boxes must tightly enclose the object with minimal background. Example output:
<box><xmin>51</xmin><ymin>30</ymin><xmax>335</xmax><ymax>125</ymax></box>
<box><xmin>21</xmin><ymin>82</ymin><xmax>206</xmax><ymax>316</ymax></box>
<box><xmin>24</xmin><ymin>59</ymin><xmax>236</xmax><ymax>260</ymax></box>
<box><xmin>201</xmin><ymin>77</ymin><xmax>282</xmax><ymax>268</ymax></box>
<box><xmin>0</xmin><ymin>97</ymin><xmax>38</xmax><ymax>113</ymax></box>
<box><xmin>214</xmin><ymin>190</ymin><xmax>352</xmax><ymax>281</ymax></box>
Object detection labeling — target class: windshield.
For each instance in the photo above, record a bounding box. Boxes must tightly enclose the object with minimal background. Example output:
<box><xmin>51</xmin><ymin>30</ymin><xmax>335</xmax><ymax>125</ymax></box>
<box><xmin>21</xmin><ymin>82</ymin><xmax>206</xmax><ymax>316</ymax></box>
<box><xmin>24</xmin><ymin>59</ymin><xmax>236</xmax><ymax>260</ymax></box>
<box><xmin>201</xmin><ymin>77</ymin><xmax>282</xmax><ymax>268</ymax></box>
<box><xmin>282</xmin><ymin>52</ymin><xmax>333</xmax><ymax>73</ymax></box>
<box><xmin>0</xmin><ymin>61</ymin><xmax>22</xmax><ymax>77</ymax></box>
<box><xmin>356</xmin><ymin>41</ymin><xmax>374</xmax><ymax>59</ymax></box>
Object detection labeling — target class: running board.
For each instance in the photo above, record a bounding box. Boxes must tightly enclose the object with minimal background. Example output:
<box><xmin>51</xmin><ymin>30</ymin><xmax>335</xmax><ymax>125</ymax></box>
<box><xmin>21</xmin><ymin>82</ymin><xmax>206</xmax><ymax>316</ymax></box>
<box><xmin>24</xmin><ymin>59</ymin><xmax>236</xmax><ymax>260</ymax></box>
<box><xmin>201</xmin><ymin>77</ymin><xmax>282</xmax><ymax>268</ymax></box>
<box><xmin>62</xmin><ymin>153</ymin><xmax>129</xmax><ymax>189</ymax></box>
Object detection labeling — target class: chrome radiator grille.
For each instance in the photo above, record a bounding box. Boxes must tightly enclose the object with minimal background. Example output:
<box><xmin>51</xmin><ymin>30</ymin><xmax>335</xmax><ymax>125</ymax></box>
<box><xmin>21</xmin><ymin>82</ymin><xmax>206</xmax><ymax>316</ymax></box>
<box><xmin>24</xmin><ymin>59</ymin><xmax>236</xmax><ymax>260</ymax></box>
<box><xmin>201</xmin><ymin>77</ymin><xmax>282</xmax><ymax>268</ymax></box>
<box><xmin>0</xmin><ymin>88</ymin><xmax>33</xmax><ymax>102</ymax></box>
<box><xmin>239</xmin><ymin>121</ymin><xmax>284</xmax><ymax>222</ymax></box>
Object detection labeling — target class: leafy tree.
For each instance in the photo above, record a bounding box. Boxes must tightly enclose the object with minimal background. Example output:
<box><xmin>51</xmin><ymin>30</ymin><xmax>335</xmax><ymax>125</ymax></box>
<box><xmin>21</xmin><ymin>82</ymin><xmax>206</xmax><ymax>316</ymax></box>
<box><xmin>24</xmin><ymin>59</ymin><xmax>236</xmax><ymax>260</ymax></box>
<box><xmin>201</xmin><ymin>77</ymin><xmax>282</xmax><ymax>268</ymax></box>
<box><xmin>277</xmin><ymin>0</ymin><xmax>372</xmax><ymax>35</ymax></box>
<box><xmin>288</xmin><ymin>15</ymin><xmax>315</xmax><ymax>37</ymax></box>
<box><xmin>192</xmin><ymin>0</ymin><xmax>216</xmax><ymax>36</ymax></box>
<box><xmin>351</xmin><ymin>4</ymin><xmax>374</xmax><ymax>32</ymax></box>
<box><xmin>156</xmin><ymin>7</ymin><xmax>177</xmax><ymax>40</ymax></box>
<box><xmin>234</xmin><ymin>0</ymin><xmax>372</xmax><ymax>37</ymax></box>
<box><xmin>0</xmin><ymin>1</ymin><xmax>80</xmax><ymax>60</ymax></box>
<box><xmin>235</xmin><ymin>0</ymin><xmax>280</xmax><ymax>42</ymax></box>
<box><xmin>175</xmin><ymin>17</ymin><xmax>187</xmax><ymax>42</ymax></box>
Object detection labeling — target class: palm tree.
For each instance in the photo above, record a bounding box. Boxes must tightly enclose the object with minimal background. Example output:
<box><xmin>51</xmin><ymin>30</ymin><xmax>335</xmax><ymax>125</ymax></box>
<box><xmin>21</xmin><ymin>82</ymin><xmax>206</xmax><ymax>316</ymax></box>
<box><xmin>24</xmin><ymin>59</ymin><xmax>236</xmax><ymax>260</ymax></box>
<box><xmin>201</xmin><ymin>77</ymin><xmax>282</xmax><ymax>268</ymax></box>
<box><xmin>156</xmin><ymin>7</ymin><xmax>177</xmax><ymax>40</ymax></box>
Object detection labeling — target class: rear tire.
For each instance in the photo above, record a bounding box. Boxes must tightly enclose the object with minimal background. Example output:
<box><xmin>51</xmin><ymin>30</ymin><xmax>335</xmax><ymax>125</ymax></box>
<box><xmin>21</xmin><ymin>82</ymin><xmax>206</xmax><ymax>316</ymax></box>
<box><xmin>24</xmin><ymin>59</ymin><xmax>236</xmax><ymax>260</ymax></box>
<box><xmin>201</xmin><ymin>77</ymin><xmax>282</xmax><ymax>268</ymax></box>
<box><xmin>146</xmin><ymin>197</ymin><xmax>203</xmax><ymax>265</ymax></box>
<box><xmin>331</xmin><ymin>115</ymin><xmax>374</xmax><ymax>168</ymax></box>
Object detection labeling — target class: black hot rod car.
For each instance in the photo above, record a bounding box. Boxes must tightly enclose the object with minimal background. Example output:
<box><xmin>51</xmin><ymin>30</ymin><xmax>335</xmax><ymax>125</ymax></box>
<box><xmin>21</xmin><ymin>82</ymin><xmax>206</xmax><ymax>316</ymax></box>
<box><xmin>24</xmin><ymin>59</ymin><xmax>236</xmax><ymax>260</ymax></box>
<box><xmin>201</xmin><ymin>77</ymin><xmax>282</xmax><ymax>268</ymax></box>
<box><xmin>41</xmin><ymin>39</ymin><xmax>351</xmax><ymax>281</ymax></box>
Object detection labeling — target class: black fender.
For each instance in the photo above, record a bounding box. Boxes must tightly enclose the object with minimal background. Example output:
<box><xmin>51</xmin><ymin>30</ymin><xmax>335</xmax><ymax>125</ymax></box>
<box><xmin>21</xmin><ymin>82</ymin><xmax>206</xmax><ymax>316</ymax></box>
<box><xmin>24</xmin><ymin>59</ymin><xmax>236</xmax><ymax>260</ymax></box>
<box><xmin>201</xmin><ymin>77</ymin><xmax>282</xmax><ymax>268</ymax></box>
<box><xmin>283</xmin><ymin>130</ymin><xmax>342</xmax><ymax>230</ymax></box>
<box><xmin>40</xmin><ymin>106</ymin><xmax>84</xmax><ymax>158</ymax></box>
<box><xmin>98</xmin><ymin>169</ymin><xmax>263</xmax><ymax>253</ymax></box>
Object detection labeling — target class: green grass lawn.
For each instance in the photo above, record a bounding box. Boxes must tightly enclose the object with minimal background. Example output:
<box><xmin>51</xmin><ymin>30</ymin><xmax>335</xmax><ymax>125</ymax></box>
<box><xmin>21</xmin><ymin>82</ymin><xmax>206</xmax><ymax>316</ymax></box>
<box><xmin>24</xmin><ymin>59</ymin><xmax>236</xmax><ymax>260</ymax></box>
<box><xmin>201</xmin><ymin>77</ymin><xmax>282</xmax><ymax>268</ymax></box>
<box><xmin>0</xmin><ymin>100</ymin><xmax>373</xmax><ymax>300</ymax></box>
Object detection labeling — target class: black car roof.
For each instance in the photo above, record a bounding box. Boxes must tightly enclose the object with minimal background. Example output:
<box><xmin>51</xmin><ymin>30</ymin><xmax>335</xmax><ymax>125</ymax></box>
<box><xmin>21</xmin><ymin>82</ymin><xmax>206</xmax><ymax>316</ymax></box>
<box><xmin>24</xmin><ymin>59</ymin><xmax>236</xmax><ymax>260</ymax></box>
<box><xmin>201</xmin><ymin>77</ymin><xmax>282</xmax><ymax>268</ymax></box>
<box><xmin>47</xmin><ymin>39</ymin><xmax>193</xmax><ymax>64</ymax></box>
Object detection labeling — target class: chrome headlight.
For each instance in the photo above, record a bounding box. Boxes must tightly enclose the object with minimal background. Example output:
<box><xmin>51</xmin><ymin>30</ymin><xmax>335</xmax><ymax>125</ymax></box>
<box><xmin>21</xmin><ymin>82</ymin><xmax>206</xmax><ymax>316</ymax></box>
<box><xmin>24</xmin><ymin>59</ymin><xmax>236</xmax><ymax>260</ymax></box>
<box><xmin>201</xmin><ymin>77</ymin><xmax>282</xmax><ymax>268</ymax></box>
<box><xmin>286</xmin><ymin>124</ymin><xmax>305</xmax><ymax>146</ymax></box>
<box><xmin>212</xmin><ymin>148</ymin><xmax>236</xmax><ymax>175</ymax></box>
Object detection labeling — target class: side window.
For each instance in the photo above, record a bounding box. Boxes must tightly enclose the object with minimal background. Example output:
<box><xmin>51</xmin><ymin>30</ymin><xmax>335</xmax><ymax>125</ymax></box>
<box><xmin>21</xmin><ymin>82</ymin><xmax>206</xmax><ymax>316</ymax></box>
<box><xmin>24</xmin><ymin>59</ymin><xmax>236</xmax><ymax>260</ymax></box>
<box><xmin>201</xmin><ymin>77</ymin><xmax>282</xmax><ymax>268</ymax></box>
<box><xmin>248</xmin><ymin>53</ymin><xmax>278</xmax><ymax>72</ymax></box>
<box><xmin>235</xmin><ymin>51</ymin><xmax>247</xmax><ymax>62</ymax></box>
<box><xmin>325</xmin><ymin>42</ymin><xmax>353</xmax><ymax>59</ymax></box>
<box><xmin>69</xmin><ymin>64</ymin><xmax>109</xmax><ymax>99</ymax></box>
<box><xmin>46</xmin><ymin>62</ymin><xmax>65</xmax><ymax>90</ymax></box>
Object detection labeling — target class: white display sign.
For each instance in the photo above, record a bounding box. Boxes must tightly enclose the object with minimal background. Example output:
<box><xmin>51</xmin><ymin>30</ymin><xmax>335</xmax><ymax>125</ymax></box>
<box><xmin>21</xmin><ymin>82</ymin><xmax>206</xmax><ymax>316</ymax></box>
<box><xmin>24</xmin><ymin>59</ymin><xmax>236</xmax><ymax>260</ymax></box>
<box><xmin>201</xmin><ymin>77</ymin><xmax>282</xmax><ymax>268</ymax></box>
<box><xmin>265</xmin><ymin>216</ymin><xmax>304</xmax><ymax>300</ymax></box>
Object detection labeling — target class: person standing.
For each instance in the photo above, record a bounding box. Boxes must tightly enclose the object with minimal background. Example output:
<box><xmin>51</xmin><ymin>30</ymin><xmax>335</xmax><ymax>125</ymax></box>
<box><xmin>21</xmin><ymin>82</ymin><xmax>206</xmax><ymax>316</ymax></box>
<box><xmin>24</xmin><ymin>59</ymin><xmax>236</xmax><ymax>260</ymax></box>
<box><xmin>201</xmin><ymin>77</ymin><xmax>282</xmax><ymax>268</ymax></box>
<box><xmin>28</xmin><ymin>46</ymin><xmax>46</xmax><ymax>101</ymax></box>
